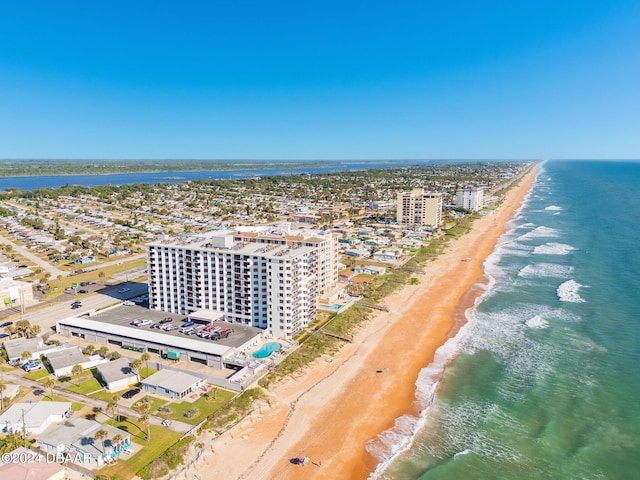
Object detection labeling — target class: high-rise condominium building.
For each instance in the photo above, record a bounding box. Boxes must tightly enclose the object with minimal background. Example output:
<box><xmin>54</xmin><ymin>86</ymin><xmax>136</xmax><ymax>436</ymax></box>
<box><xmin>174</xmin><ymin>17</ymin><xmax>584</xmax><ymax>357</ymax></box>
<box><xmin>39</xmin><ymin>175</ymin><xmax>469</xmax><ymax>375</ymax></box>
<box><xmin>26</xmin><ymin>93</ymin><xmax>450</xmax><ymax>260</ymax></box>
<box><xmin>456</xmin><ymin>186</ymin><xmax>484</xmax><ymax>212</ymax></box>
<box><xmin>147</xmin><ymin>225</ymin><xmax>338</xmax><ymax>338</ymax></box>
<box><xmin>396</xmin><ymin>189</ymin><xmax>443</xmax><ymax>226</ymax></box>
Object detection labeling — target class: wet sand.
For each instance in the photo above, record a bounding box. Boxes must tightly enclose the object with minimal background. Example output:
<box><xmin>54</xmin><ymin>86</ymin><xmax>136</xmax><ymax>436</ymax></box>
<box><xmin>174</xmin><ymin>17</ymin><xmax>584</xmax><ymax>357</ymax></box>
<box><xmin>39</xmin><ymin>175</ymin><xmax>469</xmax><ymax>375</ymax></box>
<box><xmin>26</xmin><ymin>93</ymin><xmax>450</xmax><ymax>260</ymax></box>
<box><xmin>194</xmin><ymin>165</ymin><xmax>538</xmax><ymax>480</ymax></box>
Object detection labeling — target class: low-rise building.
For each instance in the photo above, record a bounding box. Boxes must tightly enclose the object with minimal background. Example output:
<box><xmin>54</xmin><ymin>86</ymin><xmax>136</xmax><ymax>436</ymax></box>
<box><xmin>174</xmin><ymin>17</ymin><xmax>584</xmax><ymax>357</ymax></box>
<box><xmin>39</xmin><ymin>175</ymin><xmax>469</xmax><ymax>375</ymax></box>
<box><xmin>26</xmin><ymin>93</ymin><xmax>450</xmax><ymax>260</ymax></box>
<box><xmin>96</xmin><ymin>357</ymin><xmax>138</xmax><ymax>391</ymax></box>
<box><xmin>354</xmin><ymin>265</ymin><xmax>387</xmax><ymax>275</ymax></box>
<box><xmin>0</xmin><ymin>447</ymin><xmax>67</xmax><ymax>480</ymax></box>
<box><xmin>141</xmin><ymin>369</ymin><xmax>201</xmax><ymax>400</ymax></box>
<box><xmin>45</xmin><ymin>347</ymin><xmax>108</xmax><ymax>377</ymax></box>
<box><xmin>0</xmin><ymin>402</ymin><xmax>72</xmax><ymax>435</ymax></box>
<box><xmin>3</xmin><ymin>337</ymin><xmax>59</xmax><ymax>365</ymax></box>
<box><xmin>36</xmin><ymin>418</ymin><xmax>131</xmax><ymax>467</ymax></box>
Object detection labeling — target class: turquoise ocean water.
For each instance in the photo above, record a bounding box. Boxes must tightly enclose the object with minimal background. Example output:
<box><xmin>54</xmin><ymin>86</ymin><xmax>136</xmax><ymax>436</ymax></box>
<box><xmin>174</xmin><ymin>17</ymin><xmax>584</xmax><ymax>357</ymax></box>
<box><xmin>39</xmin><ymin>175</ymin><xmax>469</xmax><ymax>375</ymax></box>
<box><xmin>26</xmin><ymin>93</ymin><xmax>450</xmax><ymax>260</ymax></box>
<box><xmin>367</xmin><ymin>160</ymin><xmax>640</xmax><ymax>479</ymax></box>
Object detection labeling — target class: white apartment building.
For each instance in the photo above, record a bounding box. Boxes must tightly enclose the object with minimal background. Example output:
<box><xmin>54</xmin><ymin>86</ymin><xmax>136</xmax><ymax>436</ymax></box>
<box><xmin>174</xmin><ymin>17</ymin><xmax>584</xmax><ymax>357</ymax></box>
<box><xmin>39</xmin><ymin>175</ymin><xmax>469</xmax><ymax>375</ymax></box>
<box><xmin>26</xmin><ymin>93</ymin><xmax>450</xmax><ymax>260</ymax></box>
<box><xmin>456</xmin><ymin>186</ymin><xmax>484</xmax><ymax>212</ymax></box>
<box><xmin>397</xmin><ymin>189</ymin><xmax>443</xmax><ymax>227</ymax></box>
<box><xmin>147</xmin><ymin>230</ymin><xmax>321</xmax><ymax>338</ymax></box>
<box><xmin>231</xmin><ymin>223</ymin><xmax>338</xmax><ymax>296</ymax></box>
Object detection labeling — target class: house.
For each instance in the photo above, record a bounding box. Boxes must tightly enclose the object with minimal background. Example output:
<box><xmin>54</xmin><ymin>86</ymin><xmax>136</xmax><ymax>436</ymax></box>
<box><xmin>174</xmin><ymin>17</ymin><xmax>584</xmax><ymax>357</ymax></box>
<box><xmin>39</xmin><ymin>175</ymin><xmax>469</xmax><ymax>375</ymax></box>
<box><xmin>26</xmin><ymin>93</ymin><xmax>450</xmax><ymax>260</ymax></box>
<box><xmin>0</xmin><ymin>402</ymin><xmax>72</xmax><ymax>435</ymax></box>
<box><xmin>36</xmin><ymin>418</ymin><xmax>131</xmax><ymax>467</ymax></box>
<box><xmin>141</xmin><ymin>369</ymin><xmax>201</xmax><ymax>400</ymax></box>
<box><xmin>96</xmin><ymin>357</ymin><xmax>138</xmax><ymax>391</ymax></box>
<box><xmin>45</xmin><ymin>347</ymin><xmax>109</xmax><ymax>377</ymax></box>
<box><xmin>0</xmin><ymin>447</ymin><xmax>67</xmax><ymax>480</ymax></box>
<box><xmin>3</xmin><ymin>337</ymin><xmax>59</xmax><ymax>365</ymax></box>
<box><xmin>373</xmin><ymin>249</ymin><xmax>406</xmax><ymax>263</ymax></box>
<box><xmin>354</xmin><ymin>265</ymin><xmax>387</xmax><ymax>275</ymax></box>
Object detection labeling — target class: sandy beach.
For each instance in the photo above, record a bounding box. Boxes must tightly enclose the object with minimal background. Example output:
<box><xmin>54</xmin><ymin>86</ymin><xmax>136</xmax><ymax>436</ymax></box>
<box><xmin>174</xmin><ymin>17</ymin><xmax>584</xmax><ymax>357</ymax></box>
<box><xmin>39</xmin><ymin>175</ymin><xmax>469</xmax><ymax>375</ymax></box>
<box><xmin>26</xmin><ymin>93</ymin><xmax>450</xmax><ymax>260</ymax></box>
<box><xmin>192</xmin><ymin>165</ymin><xmax>538</xmax><ymax>480</ymax></box>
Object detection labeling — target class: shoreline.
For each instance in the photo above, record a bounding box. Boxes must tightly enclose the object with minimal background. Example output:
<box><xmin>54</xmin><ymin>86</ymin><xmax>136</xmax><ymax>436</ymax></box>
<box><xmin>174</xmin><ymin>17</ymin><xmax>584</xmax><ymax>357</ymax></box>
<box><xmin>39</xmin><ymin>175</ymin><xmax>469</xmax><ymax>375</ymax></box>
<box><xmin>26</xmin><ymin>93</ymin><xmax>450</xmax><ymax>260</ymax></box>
<box><xmin>193</xmin><ymin>165</ymin><xmax>539</xmax><ymax>480</ymax></box>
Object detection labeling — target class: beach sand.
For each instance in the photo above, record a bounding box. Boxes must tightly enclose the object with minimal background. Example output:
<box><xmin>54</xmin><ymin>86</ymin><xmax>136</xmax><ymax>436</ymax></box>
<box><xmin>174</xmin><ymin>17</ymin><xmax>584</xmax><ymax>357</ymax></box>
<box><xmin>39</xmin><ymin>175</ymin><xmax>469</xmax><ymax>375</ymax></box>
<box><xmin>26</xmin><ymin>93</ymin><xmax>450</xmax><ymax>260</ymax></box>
<box><xmin>192</xmin><ymin>166</ymin><xmax>538</xmax><ymax>480</ymax></box>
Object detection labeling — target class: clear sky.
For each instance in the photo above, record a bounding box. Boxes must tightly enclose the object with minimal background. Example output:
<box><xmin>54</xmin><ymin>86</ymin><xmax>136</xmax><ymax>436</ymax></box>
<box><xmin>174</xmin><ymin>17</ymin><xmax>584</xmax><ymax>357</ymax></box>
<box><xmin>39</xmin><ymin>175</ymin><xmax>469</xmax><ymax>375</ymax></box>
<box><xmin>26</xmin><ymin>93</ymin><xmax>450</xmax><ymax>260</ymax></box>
<box><xmin>1</xmin><ymin>1</ymin><xmax>639</xmax><ymax>160</ymax></box>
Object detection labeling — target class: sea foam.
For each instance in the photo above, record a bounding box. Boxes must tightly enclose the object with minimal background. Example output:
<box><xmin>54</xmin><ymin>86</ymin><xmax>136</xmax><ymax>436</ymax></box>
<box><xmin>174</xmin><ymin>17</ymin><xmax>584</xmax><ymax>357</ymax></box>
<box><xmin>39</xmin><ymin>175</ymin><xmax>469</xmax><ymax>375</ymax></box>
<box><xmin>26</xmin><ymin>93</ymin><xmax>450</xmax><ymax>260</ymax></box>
<box><xmin>533</xmin><ymin>243</ymin><xmax>576</xmax><ymax>255</ymax></box>
<box><xmin>525</xmin><ymin>315</ymin><xmax>550</xmax><ymax>329</ymax></box>
<box><xmin>544</xmin><ymin>205</ymin><xmax>562</xmax><ymax>211</ymax></box>
<box><xmin>517</xmin><ymin>226</ymin><xmax>559</xmax><ymax>241</ymax></box>
<box><xmin>518</xmin><ymin>263</ymin><xmax>574</xmax><ymax>278</ymax></box>
<box><xmin>557</xmin><ymin>280</ymin><xmax>586</xmax><ymax>303</ymax></box>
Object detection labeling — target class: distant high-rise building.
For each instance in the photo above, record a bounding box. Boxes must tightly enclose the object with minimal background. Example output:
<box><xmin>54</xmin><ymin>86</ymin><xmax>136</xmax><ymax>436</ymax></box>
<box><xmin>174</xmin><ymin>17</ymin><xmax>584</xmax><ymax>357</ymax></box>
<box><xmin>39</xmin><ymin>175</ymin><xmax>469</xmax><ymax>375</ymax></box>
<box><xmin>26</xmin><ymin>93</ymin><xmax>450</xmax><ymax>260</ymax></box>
<box><xmin>396</xmin><ymin>189</ymin><xmax>443</xmax><ymax>226</ymax></box>
<box><xmin>147</xmin><ymin>225</ymin><xmax>338</xmax><ymax>338</ymax></box>
<box><xmin>456</xmin><ymin>186</ymin><xmax>484</xmax><ymax>212</ymax></box>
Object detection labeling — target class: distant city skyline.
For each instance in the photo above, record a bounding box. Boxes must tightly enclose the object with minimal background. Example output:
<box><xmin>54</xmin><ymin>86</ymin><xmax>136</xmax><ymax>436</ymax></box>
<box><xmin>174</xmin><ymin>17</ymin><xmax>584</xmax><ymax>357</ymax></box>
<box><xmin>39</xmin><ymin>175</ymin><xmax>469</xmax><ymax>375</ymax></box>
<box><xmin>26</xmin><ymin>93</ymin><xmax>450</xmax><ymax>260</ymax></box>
<box><xmin>1</xmin><ymin>1</ymin><xmax>639</xmax><ymax>160</ymax></box>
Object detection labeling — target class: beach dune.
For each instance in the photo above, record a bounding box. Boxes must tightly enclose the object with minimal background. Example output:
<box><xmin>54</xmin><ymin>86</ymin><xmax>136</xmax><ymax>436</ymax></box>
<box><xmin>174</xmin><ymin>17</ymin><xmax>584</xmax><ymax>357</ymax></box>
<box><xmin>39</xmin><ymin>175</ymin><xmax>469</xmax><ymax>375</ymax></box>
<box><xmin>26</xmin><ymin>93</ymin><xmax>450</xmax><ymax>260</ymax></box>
<box><xmin>196</xmin><ymin>166</ymin><xmax>537</xmax><ymax>480</ymax></box>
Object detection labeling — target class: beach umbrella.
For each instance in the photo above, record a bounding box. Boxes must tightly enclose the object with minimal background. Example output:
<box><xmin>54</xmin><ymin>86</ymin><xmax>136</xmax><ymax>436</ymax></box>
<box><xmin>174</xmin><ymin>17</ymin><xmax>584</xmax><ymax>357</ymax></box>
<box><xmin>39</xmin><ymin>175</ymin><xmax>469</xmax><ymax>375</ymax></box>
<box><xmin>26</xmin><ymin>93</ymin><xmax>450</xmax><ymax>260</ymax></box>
<box><xmin>301</xmin><ymin>456</ymin><xmax>309</xmax><ymax>465</ymax></box>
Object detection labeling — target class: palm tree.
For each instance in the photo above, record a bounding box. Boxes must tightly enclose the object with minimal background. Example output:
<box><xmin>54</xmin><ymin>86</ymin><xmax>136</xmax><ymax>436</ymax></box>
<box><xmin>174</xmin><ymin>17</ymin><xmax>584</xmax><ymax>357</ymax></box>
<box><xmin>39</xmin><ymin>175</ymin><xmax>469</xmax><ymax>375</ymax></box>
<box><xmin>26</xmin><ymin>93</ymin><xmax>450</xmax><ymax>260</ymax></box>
<box><xmin>131</xmin><ymin>359</ymin><xmax>142</xmax><ymax>382</ymax></box>
<box><xmin>21</xmin><ymin>350</ymin><xmax>32</xmax><ymax>363</ymax></box>
<box><xmin>30</xmin><ymin>324</ymin><xmax>41</xmax><ymax>338</ymax></box>
<box><xmin>112</xmin><ymin>433</ymin><xmax>123</xmax><ymax>462</ymax></box>
<box><xmin>98</xmin><ymin>346</ymin><xmax>109</xmax><ymax>358</ymax></box>
<box><xmin>71</xmin><ymin>364</ymin><xmax>83</xmax><ymax>384</ymax></box>
<box><xmin>138</xmin><ymin>413</ymin><xmax>150</xmax><ymax>442</ymax></box>
<box><xmin>106</xmin><ymin>398</ymin><xmax>117</xmax><ymax>424</ymax></box>
<box><xmin>43</xmin><ymin>378</ymin><xmax>55</xmax><ymax>399</ymax></box>
<box><xmin>0</xmin><ymin>381</ymin><xmax>6</xmax><ymax>410</ymax></box>
<box><xmin>84</xmin><ymin>344</ymin><xmax>95</xmax><ymax>356</ymax></box>
<box><xmin>140</xmin><ymin>352</ymin><xmax>150</xmax><ymax>378</ymax></box>
<box><xmin>4</xmin><ymin>326</ymin><xmax>15</xmax><ymax>339</ymax></box>
<box><xmin>93</xmin><ymin>428</ymin><xmax>109</xmax><ymax>465</ymax></box>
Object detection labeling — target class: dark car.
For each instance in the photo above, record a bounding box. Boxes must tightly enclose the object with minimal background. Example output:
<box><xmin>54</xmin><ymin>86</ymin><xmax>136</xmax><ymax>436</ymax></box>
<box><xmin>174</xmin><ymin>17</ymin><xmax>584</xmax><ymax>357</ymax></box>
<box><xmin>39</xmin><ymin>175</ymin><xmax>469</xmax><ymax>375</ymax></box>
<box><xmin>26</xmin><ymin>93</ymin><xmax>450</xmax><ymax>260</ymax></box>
<box><xmin>122</xmin><ymin>388</ymin><xmax>141</xmax><ymax>399</ymax></box>
<box><xmin>71</xmin><ymin>303</ymin><xmax>82</xmax><ymax>309</ymax></box>
<box><xmin>160</xmin><ymin>317</ymin><xmax>173</xmax><ymax>324</ymax></box>
<box><xmin>80</xmin><ymin>282</ymin><xmax>88</xmax><ymax>287</ymax></box>
<box><xmin>0</xmin><ymin>321</ymin><xmax>13</xmax><ymax>328</ymax></box>
<box><xmin>78</xmin><ymin>289</ymin><xmax>88</xmax><ymax>294</ymax></box>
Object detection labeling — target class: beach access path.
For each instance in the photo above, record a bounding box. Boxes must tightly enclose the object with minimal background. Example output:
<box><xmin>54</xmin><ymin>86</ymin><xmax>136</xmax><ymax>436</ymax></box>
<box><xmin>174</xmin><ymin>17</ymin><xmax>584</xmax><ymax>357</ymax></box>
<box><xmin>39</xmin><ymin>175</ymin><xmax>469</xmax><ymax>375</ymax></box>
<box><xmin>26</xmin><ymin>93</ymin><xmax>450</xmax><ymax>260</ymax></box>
<box><xmin>190</xmin><ymin>165</ymin><xmax>538</xmax><ymax>480</ymax></box>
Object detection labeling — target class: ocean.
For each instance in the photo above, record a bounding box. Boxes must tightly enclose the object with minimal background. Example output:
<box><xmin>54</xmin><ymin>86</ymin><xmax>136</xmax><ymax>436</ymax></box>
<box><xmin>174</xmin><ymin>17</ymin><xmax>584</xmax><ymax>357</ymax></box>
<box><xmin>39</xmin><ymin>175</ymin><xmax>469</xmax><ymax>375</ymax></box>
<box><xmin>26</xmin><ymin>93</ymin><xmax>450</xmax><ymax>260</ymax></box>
<box><xmin>368</xmin><ymin>160</ymin><xmax>640</xmax><ymax>479</ymax></box>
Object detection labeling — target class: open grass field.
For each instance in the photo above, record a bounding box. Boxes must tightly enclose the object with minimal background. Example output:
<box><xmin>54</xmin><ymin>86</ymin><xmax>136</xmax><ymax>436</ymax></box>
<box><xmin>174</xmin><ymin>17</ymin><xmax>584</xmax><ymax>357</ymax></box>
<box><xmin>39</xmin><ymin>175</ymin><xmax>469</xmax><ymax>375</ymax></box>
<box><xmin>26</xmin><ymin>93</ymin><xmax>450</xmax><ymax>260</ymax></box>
<box><xmin>157</xmin><ymin>389</ymin><xmax>236</xmax><ymax>425</ymax></box>
<box><xmin>66</xmin><ymin>376</ymin><xmax>104</xmax><ymax>395</ymax></box>
<box><xmin>23</xmin><ymin>368</ymin><xmax>50</xmax><ymax>381</ymax></box>
<box><xmin>98</xmin><ymin>425</ymin><xmax>181</xmax><ymax>480</ymax></box>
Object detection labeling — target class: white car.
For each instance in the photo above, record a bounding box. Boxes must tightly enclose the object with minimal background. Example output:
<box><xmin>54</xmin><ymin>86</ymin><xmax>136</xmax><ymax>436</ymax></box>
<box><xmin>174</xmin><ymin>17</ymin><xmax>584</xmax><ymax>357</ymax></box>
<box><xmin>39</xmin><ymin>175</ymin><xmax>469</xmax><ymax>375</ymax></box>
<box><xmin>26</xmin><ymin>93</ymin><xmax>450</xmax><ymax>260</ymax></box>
<box><xmin>123</xmin><ymin>300</ymin><xmax>135</xmax><ymax>306</ymax></box>
<box><xmin>161</xmin><ymin>419</ymin><xmax>172</xmax><ymax>426</ymax></box>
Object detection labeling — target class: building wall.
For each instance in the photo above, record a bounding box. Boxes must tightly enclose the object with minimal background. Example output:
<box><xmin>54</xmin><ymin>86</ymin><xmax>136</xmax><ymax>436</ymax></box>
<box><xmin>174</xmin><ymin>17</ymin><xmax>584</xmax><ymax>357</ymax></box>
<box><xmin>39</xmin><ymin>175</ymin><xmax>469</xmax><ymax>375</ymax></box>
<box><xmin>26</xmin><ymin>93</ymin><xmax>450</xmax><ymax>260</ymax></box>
<box><xmin>147</xmin><ymin>235</ymin><xmax>321</xmax><ymax>338</ymax></box>
<box><xmin>397</xmin><ymin>189</ymin><xmax>443</xmax><ymax>226</ymax></box>
<box><xmin>456</xmin><ymin>187</ymin><xmax>484</xmax><ymax>212</ymax></box>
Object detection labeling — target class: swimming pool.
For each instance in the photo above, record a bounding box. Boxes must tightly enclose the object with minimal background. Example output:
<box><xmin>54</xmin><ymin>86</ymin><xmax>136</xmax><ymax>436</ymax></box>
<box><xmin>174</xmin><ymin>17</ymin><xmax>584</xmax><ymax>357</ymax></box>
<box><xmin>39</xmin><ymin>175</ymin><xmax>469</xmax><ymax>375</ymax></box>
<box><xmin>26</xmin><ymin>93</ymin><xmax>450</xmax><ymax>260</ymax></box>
<box><xmin>252</xmin><ymin>342</ymin><xmax>282</xmax><ymax>358</ymax></box>
<box><xmin>318</xmin><ymin>303</ymin><xmax>342</xmax><ymax>312</ymax></box>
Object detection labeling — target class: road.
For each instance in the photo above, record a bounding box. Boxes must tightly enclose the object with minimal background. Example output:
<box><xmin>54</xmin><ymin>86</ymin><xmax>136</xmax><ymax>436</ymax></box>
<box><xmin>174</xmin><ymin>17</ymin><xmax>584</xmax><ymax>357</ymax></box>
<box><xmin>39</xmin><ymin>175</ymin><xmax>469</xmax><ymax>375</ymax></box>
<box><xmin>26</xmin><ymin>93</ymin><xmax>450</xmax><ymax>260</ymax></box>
<box><xmin>23</xmin><ymin>282</ymin><xmax>149</xmax><ymax>333</ymax></box>
<box><xmin>0</xmin><ymin>231</ymin><xmax>67</xmax><ymax>278</ymax></box>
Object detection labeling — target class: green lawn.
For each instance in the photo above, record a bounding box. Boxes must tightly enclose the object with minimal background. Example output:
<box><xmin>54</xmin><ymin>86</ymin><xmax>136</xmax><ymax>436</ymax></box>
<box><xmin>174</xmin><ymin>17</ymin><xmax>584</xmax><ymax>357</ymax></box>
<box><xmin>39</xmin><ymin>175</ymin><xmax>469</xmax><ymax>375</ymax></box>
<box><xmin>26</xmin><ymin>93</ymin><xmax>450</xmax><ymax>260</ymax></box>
<box><xmin>42</xmin><ymin>395</ymin><xmax>83</xmax><ymax>411</ymax></box>
<box><xmin>23</xmin><ymin>369</ymin><xmax>50</xmax><ymax>381</ymax></box>
<box><xmin>90</xmin><ymin>388</ymin><xmax>128</xmax><ymax>403</ymax></box>
<box><xmin>133</xmin><ymin>395</ymin><xmax>166</xmax><ymax>414</ymax></box>
<box><xmin>158</xmin><ymin>389</ymin><xmax>236</xmax><ymax>425</ymax></box>
<box><xmin>66</xmin><ymin>377</ymin><xmax>104</xmax><ymax>395</ymax></box>
<box><xmin>140</xmin><ymin>367</ymin><xmax>157</xmax><ymax>380</ymax></box>
<box><xmin>98</xmin><ymin>425</ymin><xmax>181</xmax><ymax>480</ymax></box>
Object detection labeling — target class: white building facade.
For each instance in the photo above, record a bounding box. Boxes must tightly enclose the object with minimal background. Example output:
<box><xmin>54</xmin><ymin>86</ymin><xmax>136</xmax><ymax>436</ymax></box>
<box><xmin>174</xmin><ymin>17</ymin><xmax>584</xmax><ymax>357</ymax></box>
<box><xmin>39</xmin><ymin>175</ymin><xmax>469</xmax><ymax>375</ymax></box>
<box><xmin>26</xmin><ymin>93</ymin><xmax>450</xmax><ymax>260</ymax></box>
<box><xmin>456</xmin><ymin>186</ymin><xmax>484</xmax><ymax>212</ymax></box>
<box><xmin>397</xmin><ymin>189</ymin><xmax>443</xmax><ymax>227</ymax></box>
<box><xmin>147</xmin><ymin>229</ymin><xmax>323</xmax><ymax>338</ymax></box>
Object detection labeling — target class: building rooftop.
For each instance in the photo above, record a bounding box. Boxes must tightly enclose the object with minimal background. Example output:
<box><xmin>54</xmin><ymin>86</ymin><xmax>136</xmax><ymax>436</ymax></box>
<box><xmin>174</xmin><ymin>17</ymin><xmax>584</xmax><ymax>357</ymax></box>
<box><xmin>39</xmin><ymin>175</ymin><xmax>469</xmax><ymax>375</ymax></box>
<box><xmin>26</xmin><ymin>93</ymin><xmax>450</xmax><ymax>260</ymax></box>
<box><xmin>0</xmin><ymin>402</ymin><xmax>71</xmax><ymax>432</ymax></box>
<box><xmin>142</xmin><ymin>369</ymin><xmax>201</xmax><ymax>394</ymax></box>
<box><xmin>96</xmin><ymin>357</ymin><xmax>135</xmax><ymax>384</ymax></box>
<box><xmin>3</xmin><ymin>337</ymin><xmax>44</xmax><ymax>360</ymax></box>
<box><xmin>46</xmin><ymin>347</ymin><xmax>87</xmax><ymax>371</ymax></box>
<box><xmin>36</xmin><ymin>418</ymin><xmax>125</xmax><ymax>459</ymax></box>
<box><xmin>0</xmin><ymin>447</ymin><xmax>66</xmax><ymax>478</ymax></box>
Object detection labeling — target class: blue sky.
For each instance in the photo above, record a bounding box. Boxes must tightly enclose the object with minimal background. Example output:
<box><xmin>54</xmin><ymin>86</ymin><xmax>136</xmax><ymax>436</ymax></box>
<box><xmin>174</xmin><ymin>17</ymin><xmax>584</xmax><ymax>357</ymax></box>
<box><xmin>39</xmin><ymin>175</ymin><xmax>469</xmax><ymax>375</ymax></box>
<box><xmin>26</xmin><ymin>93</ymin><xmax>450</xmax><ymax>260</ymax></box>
<box><xmin>1</xmin><ymin>1</ymin><xmax>639</xmax><ymax>160</ymax></box>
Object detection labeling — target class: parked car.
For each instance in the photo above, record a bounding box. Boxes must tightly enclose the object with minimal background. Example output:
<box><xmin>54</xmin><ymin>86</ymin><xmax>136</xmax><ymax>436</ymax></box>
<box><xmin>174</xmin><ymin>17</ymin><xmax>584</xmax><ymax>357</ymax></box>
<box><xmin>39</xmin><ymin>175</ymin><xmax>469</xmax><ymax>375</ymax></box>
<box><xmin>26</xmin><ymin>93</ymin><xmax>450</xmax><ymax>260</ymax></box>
<box><xmin>123</xmin><ymin>300</ymin><xmax>135</xmax><ymax>306</ymax></box>
<box><xmin>23</xmin><ymin>361</ymin><xmax>43</xmax><ymax>372</ymax></box>
<box><xmin>161</xmin><ymin>419</ymin><xmax>172</xmax><ymax>426</ymax></box>
<box><xmin>135</xmin><ymin>319</ymin><xmax>153</xmax><ymax>327</ymax></box>
<box><xmin>122</xmin><ymin>388</ymin><xmax>140</xmax><ymax>399</ymax></box>
<box><xmin>0</xmin><ymin>321</ymin><xmax>13</xmax><ymax>328</ymax></box>
<box><xmin>182</xmin><ymin>321</ymin><xmax>195</xmax><ymax>328</ymax></box>
<box><xmin>160</xmin><ymin>317</ymin><xmax>173</xmax><ymax>324</ymax></box>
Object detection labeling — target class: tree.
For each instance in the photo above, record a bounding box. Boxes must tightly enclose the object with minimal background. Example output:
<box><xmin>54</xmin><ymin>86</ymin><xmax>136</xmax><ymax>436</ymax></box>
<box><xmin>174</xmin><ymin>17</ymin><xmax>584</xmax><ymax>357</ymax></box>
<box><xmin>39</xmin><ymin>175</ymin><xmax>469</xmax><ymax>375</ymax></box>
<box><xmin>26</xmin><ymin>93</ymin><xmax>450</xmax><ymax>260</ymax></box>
<box><xmin>30</xmin><ymin>324</ymin><xmax>41</xmax><ymax>338</ymax></box>
<box><xmin>112</xmin><ymin>433</ymin><xmax>123</xmax><ymax>462</ymax></box>
<box><xmin>71</xmin><ymin>364</ymin><xmax>83</xmax><ymax>384</ymax></box>
<box><xmin>43</xmin><ymin>378</ymin><xmax>55</xmax><ymax>400</ymax></box>
<box><xmin>94</xmin><ymin>429</ymin><xmax>109</xmax><ymax>464</ymax></box>
<box><xmin>20</xmin><ymin>350</ymin><xmax>31</xmax><ymax>363</ymax></box>
<box><xmin>131</xmin><ymin>359</ymin><xmax>142</xmax><ymax>382</ymax></box>
<box><xmin>98</xmin><ymin>346</ymin><xmax>109</xmax><ymax>358</ymax></box>
<box><xmin>15</xmin><ymin>320</ymin><xmax>31</xmax><ymax>338</ymax></box>
<box><xmin>0</xmin><ymin>381</ymin><xmax>6</xmax><ymax>411</ymax></box>
<box><xmin>84</xmin><ymin>344</ymin><xmax>95</xmax><ymax>356</ymax></box>
<box><xmin>140</xmin><ymin>352</ymin><xmax>150</xmax><ymax>378</ymax></box>
<box><xmin>138</xmin><ymin>413</ymin><xmax>150</xmax><ymax>442</ymax></box>
<box><xmin>106</xmin><ymin>398</ymin><xmax>118</xmax><ymax>424</ymax></box>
